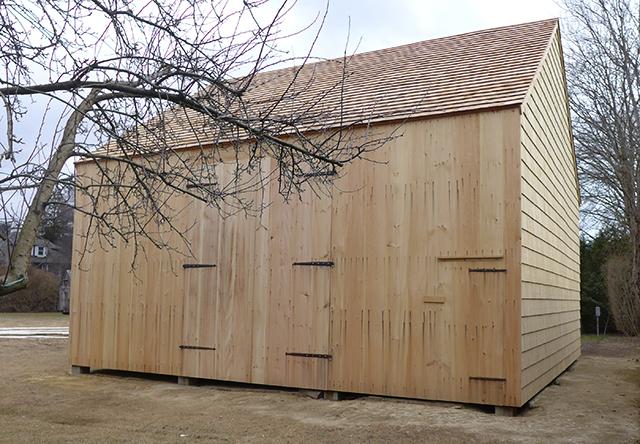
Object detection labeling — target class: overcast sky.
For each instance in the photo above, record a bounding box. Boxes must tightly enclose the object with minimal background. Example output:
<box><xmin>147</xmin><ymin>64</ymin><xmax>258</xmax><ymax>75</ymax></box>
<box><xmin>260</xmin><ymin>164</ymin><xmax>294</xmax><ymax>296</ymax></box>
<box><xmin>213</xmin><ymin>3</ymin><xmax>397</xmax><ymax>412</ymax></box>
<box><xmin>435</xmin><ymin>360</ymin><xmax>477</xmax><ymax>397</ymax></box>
<box><xmin>278</xmin><ymin>0</ymin><xmax>564</xmax><ymax>61</ymax></box>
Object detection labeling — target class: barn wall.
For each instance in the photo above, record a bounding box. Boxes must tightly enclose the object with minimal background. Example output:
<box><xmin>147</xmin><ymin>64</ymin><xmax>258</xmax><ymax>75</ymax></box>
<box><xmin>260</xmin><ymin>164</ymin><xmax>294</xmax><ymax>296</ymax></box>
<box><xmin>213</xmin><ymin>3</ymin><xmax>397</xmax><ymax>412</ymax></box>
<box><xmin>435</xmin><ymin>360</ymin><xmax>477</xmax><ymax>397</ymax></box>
<box><xmin>519</xmin><ymin>29</ymin><xmax>581</xmax><ymax>403</ymax></box>
<box><xmin>70</xmin><ymin>107</ymin><xmax>523</xmax><ymax>406</ymax></box>
<box><xmin>69</xmin><ymin>156</ymin><xmax>275</xmax><ymax>379</ymax></box>
<box><xmin>328</xmin><ymin>109</ymin><xmax>522</xmax><ymax>406</ymax></box>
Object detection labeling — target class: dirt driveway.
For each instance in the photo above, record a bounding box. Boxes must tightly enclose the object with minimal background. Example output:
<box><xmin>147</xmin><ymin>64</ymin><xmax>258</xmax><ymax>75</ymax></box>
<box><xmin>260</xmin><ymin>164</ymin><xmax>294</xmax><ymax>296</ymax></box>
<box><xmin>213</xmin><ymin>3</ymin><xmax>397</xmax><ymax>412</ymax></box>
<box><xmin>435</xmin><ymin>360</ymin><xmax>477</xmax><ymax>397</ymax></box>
<box><xmin>0</xmin><ymin>314</ymin><xmax>638</xmax><ymax>443</ymax></box>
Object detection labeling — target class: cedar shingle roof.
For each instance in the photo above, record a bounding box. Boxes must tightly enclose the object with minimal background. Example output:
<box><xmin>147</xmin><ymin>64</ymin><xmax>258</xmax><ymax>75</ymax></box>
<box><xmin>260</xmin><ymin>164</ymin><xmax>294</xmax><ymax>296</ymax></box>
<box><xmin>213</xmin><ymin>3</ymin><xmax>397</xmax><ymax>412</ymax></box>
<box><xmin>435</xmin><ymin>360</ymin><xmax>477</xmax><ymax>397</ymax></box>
<box><xmin>247</xmin><ymin>18</ymin><xmax>558</xmax><ymax>120</ymax></box>
<box><xmin>97</xmin><ymin>18</ymin><xmax>558</xmax><ymax>155</ymax></box>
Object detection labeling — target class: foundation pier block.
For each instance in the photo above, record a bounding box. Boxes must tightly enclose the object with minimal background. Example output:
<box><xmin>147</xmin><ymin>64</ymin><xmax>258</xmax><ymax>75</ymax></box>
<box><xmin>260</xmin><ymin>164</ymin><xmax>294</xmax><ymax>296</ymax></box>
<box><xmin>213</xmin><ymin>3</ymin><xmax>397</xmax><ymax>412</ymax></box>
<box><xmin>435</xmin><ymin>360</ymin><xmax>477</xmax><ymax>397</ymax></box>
<box><xmin>324</xmin><ymin>391</ymin><xmax>345</xmax><ymax>401</ymax></box>
<box><xmin>70</xmin><ymin>365</ymin><xmax>91</xmax><ymax>375</ymax></box>
<box><xmin>177</xmin><ymin>376</ymin><xmax>195</xmax><ymax>386</ymax></box>
<box><xmin>495</xmin><ymin>406</ymin><xmax>517</xmax><ymax>417</ymax></box>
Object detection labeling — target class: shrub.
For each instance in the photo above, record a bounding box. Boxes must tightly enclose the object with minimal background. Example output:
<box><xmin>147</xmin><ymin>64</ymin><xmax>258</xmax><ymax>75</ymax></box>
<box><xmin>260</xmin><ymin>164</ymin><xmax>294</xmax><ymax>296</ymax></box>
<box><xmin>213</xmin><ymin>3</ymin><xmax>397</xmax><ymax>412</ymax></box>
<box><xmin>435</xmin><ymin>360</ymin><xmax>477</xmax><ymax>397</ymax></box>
<box><xmin>0</xmin><ymin>267</ymin><xmax>60</xmax><ymax>312</ymax></box>
<box><xmin>580</xmin><ymin>229</ymin><xmax>628</xmax><ymax>333</ymax></box>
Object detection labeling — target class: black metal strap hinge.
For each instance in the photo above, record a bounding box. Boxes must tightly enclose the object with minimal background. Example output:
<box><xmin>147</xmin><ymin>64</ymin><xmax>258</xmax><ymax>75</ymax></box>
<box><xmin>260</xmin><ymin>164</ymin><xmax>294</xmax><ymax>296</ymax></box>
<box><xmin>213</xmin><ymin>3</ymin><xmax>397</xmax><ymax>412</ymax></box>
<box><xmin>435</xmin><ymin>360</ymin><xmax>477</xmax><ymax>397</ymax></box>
<box><xmin>300</xmin><ymin>171</ymin><xmax>337</xmax><ymax>178</ymax></box>
<box><xmin>179</xmin><ymin>345</ymin><xmax>216</xmax><ymax>351</ymax></box>
<box><xmin>286</xmin><ymin>352</ymin><xmax>333</xmax><ymax>360</ymax></box>
<box><xmin>469</xmin><ymin>376</ymin><xmax>507</xmax><ymax>382</ymax></box>
<box><xmin>183</xmin><ymin>263</ymin><xmax>216</xmax><ymax>269</ymax></box>
<box><xmin>186</xmin><ymin>182</ymin><xmax>217</xmax><ymax>189</ymax></box>
<box><xmin>292</xmin><ymin>261</ymin><xmax>334</xmax><ymax>267</ymax></box>
<box><xmin>468</xmin><ymin>268</ymin><xmax>507</xmax><ymax>273</ymax></box>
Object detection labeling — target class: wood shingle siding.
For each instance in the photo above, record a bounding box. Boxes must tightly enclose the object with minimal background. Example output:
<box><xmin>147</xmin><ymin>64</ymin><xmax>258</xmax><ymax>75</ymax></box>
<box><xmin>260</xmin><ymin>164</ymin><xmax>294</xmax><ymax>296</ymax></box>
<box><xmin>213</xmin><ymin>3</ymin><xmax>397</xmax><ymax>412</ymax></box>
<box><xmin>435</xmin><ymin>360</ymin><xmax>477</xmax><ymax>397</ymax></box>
<box><xmin>519</xmin><ymin>28</ymin><xmax>580</xmax><ymax>403</ymax></box>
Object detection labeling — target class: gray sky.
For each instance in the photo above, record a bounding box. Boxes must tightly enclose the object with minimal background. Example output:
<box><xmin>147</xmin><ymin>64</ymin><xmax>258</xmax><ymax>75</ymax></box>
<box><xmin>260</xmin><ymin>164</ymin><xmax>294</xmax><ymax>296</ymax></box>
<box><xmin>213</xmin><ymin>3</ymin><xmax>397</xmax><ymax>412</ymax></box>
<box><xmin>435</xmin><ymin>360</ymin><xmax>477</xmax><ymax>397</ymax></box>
<box><xmin>278</xmin><ymin>0</ymin><xmax>564</xmax><ymax>60</ymax></box>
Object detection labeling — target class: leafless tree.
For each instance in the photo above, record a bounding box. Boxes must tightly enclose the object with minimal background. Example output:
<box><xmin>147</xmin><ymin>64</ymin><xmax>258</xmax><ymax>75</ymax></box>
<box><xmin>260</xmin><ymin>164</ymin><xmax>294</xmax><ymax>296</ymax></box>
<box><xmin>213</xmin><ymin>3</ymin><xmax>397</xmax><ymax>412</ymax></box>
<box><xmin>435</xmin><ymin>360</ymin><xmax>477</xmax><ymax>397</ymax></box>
<box><xmin>563</xmin><ymin>0</ymin><xmax>640</xmax><ymax>334</ymax></box>
<box><xmin>0</xmin><ymin>0</ymin><xmax>396</xmax><ymax>295</ymax></box>
<box><xmin>606</xmin><ymin>254</ymin><xmax>640</xmax><ymax>335</ymax></box>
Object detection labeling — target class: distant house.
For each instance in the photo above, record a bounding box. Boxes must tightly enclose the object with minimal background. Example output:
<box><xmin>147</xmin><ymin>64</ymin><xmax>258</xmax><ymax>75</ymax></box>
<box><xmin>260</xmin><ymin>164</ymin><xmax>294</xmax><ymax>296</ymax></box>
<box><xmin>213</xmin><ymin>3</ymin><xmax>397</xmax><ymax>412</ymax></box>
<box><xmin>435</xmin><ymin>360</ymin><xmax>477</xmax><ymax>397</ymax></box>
<box><xmin>0</xmin><ymin>235</ymin><xmax>71</xmax><ymax>280</ymax></box>
<box><xmin>30</xmin><ymin>238</ymin><xmax>72</xmax><ymax>278</ymax></box>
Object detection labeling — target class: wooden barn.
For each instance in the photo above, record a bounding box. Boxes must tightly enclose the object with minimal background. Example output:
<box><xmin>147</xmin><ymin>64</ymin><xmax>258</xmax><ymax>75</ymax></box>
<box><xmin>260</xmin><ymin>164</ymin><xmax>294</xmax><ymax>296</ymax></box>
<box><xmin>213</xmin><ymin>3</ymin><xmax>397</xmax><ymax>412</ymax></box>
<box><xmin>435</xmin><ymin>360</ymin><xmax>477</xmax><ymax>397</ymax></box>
<box><xmin>69</xmin><ymin>19</ymin><xmax>580</xmax><ymax>414</ymax></box>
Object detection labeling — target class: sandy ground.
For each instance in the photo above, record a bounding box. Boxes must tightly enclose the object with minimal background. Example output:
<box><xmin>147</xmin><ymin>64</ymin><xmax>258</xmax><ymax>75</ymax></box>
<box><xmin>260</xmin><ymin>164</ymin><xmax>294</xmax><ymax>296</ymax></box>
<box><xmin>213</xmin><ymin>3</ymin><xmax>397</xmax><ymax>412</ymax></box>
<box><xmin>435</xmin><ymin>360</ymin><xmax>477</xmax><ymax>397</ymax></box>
<box><xmin>0</xmin><ymin>314</ymin><xmax>638</xmax><ymax>443</ymax></box>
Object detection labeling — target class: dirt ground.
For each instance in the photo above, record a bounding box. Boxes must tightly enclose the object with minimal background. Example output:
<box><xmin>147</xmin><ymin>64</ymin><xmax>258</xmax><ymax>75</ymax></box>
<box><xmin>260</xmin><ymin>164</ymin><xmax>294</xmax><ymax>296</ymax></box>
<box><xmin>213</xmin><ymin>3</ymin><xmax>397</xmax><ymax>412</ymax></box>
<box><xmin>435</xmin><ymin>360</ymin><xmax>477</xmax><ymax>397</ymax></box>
<box><xmin>0</xmin><ymin>312</ymin><xmax>70</xmax><ymax>328</ymax></box>
<box><xmin>0</xmin><ymin>314</ymin><xmax>638</xmax><ymax>443</ymax></box>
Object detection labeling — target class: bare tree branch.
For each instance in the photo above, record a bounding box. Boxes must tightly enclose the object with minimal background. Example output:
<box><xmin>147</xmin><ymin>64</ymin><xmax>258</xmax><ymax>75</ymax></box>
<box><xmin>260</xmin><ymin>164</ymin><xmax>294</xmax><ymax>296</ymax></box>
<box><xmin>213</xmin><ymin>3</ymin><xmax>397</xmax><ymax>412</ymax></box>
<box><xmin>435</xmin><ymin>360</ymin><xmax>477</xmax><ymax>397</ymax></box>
<box><xmin>0</xmin><ymin>0</ymin><xmax>399</xmax><ymax>295</ymax></box>
<box><xmin>564</xmin><ymin>0</ymin><xmax>640</xmax><ymax>333</ymax></box>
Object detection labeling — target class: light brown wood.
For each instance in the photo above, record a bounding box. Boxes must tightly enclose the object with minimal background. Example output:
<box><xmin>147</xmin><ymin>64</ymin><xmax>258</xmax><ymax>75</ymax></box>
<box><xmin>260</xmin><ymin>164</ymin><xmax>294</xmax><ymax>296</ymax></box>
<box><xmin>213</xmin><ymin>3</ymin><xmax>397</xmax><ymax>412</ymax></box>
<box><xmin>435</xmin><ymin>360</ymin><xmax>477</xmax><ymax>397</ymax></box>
<box><xmin>70</xmin><ymin>107</ymin><xmax>527</xmax><ymax>406</ymax></box>
<box><xmin>68</xmin><ymin>21</ymin><xmax>579</xmax><ymax>409</ymax></box>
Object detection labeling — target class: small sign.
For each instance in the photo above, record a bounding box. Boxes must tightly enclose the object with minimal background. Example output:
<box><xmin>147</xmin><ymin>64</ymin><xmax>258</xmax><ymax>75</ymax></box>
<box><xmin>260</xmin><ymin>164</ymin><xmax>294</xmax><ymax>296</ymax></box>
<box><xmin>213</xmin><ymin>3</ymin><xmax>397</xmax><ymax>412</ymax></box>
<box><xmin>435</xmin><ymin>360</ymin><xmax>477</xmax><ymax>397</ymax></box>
<box><xmin>595</xmin><ymin>306</ymin><xmax>601</xmax><ymax>317</ymax></box>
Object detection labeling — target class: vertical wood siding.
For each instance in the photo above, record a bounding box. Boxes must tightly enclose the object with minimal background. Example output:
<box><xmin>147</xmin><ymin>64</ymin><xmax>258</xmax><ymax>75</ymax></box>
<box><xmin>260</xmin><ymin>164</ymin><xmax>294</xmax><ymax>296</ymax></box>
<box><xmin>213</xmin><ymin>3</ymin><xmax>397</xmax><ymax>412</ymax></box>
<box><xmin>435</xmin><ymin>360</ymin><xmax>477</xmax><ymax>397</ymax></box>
<box><xmin>70</xmin><ymin>108</ymin><xmax>524</xmax><ymax>406</ymax></box>
<box><xmin>327</xmin><ymin>110</ymin><xmax>522</xmax><ymax>406</ymax></box>
<box><xmin>519</xmin><ymin>29</ymin><xmax>581</xmax><ymax>403</ymax></box>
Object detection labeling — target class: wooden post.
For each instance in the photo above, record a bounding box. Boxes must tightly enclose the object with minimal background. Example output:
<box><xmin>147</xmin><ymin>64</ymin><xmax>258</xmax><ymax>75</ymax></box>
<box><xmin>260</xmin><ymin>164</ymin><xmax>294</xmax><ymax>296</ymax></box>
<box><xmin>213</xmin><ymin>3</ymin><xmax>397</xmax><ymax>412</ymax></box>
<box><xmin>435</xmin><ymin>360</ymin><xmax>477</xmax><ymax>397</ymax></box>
<box><xmin>70</xmin><ymin>365</ymin><xmax>90</xmax><ymax>375</ymax></box>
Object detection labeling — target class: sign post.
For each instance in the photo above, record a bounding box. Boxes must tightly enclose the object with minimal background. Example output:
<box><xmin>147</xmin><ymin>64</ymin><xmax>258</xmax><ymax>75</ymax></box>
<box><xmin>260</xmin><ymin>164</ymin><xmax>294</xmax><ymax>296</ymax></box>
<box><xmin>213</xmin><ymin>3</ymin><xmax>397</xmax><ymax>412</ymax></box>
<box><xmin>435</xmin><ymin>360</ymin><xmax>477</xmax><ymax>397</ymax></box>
<box><xmin>595</xmin><ymin>306</ymin><xmax>601</xmax><ymax>336</ymax></box>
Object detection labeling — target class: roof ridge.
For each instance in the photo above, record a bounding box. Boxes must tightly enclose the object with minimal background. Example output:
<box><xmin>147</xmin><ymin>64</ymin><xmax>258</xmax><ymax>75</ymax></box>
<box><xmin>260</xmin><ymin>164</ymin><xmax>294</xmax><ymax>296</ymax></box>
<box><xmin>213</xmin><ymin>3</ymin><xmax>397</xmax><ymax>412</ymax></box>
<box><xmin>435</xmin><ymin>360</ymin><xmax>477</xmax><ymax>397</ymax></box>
<box><xmin>256</xmin><ymin>18</ymin><xmax>560</xmax><ymax>77</ymax></box>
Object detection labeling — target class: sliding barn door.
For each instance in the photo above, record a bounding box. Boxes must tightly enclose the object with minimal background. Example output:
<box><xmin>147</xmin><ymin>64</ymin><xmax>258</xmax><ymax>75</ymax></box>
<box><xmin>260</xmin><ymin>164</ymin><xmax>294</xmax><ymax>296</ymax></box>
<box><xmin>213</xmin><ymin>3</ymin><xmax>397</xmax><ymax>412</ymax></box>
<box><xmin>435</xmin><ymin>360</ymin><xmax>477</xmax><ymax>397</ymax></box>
<box><xmin>284</xmin><ymin>191</ymin><xmax>333</xmax><ymax>390</ymax></box>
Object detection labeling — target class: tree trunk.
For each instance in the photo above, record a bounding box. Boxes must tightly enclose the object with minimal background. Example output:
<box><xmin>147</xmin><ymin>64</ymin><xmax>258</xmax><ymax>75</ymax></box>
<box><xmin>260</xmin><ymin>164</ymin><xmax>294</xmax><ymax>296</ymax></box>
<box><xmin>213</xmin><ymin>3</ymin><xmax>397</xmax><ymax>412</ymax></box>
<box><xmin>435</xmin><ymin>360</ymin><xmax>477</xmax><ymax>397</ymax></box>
<box><xmin>0</xmin><ymin>89</ymin><xmax>99</xmax><ymax>295</ymax></box>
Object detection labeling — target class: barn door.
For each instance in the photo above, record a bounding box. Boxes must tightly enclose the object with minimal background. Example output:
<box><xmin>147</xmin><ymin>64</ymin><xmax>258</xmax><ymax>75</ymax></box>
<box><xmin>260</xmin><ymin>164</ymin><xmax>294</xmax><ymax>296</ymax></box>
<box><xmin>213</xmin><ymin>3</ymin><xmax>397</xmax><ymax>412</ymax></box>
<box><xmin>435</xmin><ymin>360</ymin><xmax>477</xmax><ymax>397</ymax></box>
<box><xmin>464</xmin><ymin>266</ymin><xmax>506</xmax><ymax>379</ymax></box>
<box><xmin>438</xmin><ymin>259</ymin><xmax>506</xmax><ymax>381</ymax></box>
<box><xmin>180</xmin><ymin>202</ymin><xmax>219</xmax><ymax>379</ymax></box>
<box><xmin>285</xmin><ymin>192</ymin><xmax>332</xmax><ymax>390</ymax></box>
